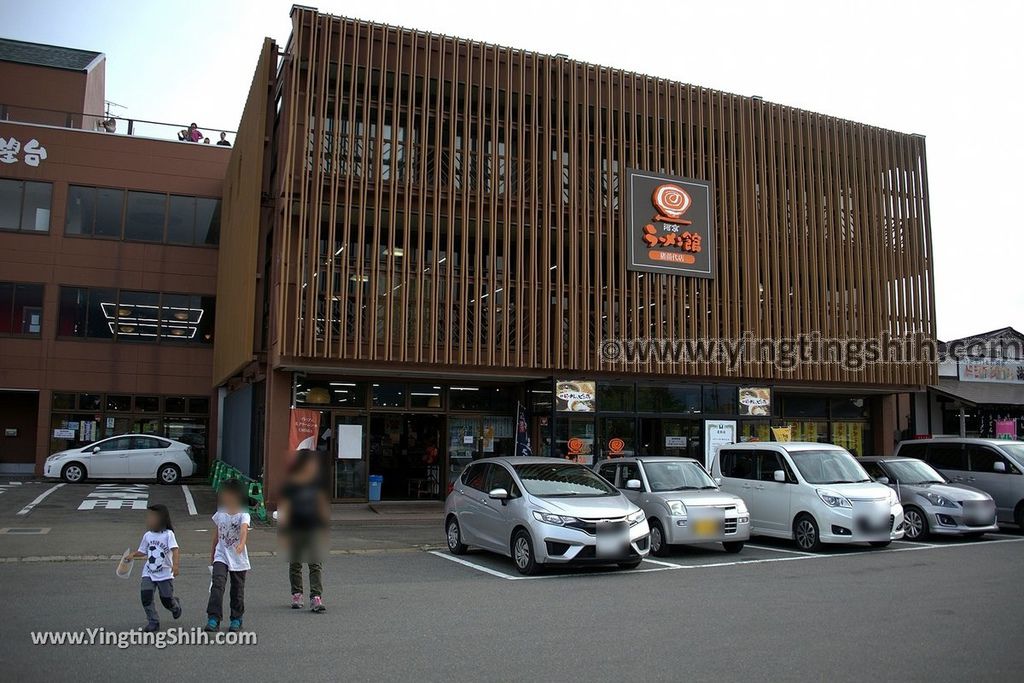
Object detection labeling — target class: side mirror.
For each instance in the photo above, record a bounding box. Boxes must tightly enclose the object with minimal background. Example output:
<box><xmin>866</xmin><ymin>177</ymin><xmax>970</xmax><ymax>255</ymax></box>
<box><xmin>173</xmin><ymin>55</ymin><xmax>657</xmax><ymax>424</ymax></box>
<box><xmin>876</xmin><ymin>476</ymin><xmax>890</xmax><ymax>485</ymax></box>
<box><xmin>91</xmin><ymin>446</ymin><xmax>101</xmax><ymax>454</ymax></box>
<box><xmin>488</xmin><ymin>487</ymin><xmax>509</xmax><ymax>500</ymax></box>
<box><xmin>993</xmin><ymin>461</ymin><xmax>1007</xmax><ymax>473</ymax></box>
<box><xmin>773</xmin><ymin>470</ymin><xmax>786</xmax><ymax>483</ymax></box>
<box><xmin>714</xmin><ymin>477</ymin><xmax>723</xmax><ymax>485</ymax></box>
<box><xmin>625</xmin><ymin>479</ymin><xmax>642</xmax><ymax>490</ymax></box>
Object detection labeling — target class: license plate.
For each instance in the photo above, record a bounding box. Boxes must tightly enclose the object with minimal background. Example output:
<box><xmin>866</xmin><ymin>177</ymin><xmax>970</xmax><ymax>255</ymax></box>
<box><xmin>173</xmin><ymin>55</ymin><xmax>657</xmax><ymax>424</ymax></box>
<box><xmin>596</xmin><ymin>523</ymin><xmax>627</xmax><ymax>557</ymax></box>
<box><xmin>693</xmin><ymin>518</ymin><xmax>720</xmax><ymax>537</ymax></box>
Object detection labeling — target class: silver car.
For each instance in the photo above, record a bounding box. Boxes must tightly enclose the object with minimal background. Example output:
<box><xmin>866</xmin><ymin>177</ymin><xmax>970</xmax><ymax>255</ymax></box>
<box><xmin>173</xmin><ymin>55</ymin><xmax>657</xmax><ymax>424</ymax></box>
<box><xmin>595</xmin><ymin>456</ymin><xmax>750</xmax><ymax>555</ymax></box>
<box><xmin>444</xmin><ymin>457</ymin><xmax>651</xmax><ymax>575</ymax></box>
<box><xmin>861</xmin><ymin>456</ymin><xmax>999</xmax><ymax>540</ymax></box>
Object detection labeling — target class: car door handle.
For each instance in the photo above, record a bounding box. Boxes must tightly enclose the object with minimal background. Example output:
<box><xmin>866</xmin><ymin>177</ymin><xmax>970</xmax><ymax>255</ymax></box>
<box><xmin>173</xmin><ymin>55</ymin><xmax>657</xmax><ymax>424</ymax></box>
<box><xmin>754</xmin><ymin>485</ymin><xmax>765</xmax><ymax>490</ymax></box>
<box><xmin>742</xmin><ymin>484</ymin><xmax>752</xmax><ymax>489</ymax></box>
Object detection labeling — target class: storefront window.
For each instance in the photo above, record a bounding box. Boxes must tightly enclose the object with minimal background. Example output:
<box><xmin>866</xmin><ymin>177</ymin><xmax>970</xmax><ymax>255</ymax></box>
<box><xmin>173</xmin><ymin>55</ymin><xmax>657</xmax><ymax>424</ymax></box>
<box><xmin>409</xmin><ymin>384</ymin><xmax>443</xmax><ymax>409</ymax></box>
<box><xmin>52</xmin><ymin>392</ymin><xmax>76</xmax><ymax>410</ymax></box>
<box><xmin>788</xmin><ymin>420</ymin><xmax>829</xmax><ymax>443</ymax></box>
<box><xmin>598</xmin><ymin>383</ymin><xmax>635</xmax><ymax>412</ymax></box>
<box><xmin>105</xmin><ymin>395</ymin><xmax>132</xmax><ymax>412</ymax></box>
<box><xmin>779</xmin><ymin>396</ymin><xmax>827</xmax><ymax>417</ymax></box>
<box><xmin>449</xmin><ymin>385</ymin><xmax>512</xmax><ymax>412</ymax></box>
<box><xmin>739</xmin><ymin>421</ymin><xmax>772</xmax><ymax>443</ymax></box>
<box><xmin>165</xmin><ymin>397</ymin><xmax>187</xmax><ymax>413</ymax></box>
<box><xmin>598</xmin><ymin>417</ymin><xmax>635</xmax><ymax>459</ymax></box>
<box><xmin>637</xmin><ymin>385</ymin><xmax>701</xmax><ymax>413</ymax></box>
<box><xmin>372</xmin><ymin>383</ymin><xmax>405</xmax><ymax>408</ymax></box>
<box><xmin>832</xmin><ymin>421</ymin><xmax>871</xmax><ymax>457</ymax></box>
<box><xmin>830</xmin><ymin>397</ymin><xmax>869</xmax><ymax>419</ymax></box>
<box><xmin>703</xmin><ymin>385</ymin><xmax>738</xmax><ymax>415</ymax></box>
<box><xmin>555</xmin><ymin>416</ymin><xmax>595</xmax><ymax>464</ymax></box>
<box><xmin>135</xmin><ymin>396</ymin><xmax>160</xmax><ymax>412</ymax></box>
<box><xmin>78</xmin><ymin>393</ymin><xmax>102</xmax><ymax>411</ymax></box>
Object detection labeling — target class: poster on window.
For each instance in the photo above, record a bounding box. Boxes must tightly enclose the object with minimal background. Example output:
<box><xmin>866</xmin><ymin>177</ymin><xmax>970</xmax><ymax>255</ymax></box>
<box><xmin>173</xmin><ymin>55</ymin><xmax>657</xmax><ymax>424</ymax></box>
<box><xmin>555</xmin><ymin>381</ymin><xmax>596</xmax><ymax>412</ymax></box>
<box><xmin>288</xmin><ymin>408</ymin><xmax>320</xmax><ymax>452</ymax></box>
<box><xmin>336</xmin><ymin>424</ymin><xmax>363</xmax><ymax>459</ymax></box>
<box><xmin>738</xmin><ymin>387</ymin><xmax>771</xmax><ymax>416</ymax></box>
<box><xmin>703</xmin><ymin>420</ymin><xmax>736</xmax><ymax>470</ymax></box>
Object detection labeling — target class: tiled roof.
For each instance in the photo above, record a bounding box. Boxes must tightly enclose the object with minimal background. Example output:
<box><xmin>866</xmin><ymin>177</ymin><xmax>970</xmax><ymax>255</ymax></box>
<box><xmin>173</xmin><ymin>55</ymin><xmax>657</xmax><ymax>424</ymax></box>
<box><xmin>0</xmin><ymin>37</ymin><xmax>103</xmax><ymax>71</ymax></box>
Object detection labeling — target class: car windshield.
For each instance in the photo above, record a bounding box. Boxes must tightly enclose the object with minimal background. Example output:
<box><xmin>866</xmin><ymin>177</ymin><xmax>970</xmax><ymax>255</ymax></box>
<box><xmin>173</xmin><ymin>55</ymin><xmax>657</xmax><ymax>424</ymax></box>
<box><xmin>884</xmin><ymin>459</ymin><xmax>947</xmax><ymax>485</ymax></box>
<box><xmin>1000</xmin><ymin>444</ymin><xmax>1024</xmax><ymax>463</ymax></box>
<box><xmin>512</xmin><ymin>462</ymin><xmax>619</xmax><ymax>497</ymax></box>
<box><xmin>643</xmin><ymin>461</ymin><xmax>717</xmax><ymax>492</ymax></box>
<box><xmin>788</xmin><ymin>449</ymin><xmax>871</xmax><ymax>484</ymax></box>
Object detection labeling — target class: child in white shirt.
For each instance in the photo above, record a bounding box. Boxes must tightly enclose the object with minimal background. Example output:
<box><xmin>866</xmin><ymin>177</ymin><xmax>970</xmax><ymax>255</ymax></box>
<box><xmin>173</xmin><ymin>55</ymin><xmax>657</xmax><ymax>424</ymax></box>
<box><xmin>205</xmin><ymin>479</ymin><xmax>250</xmax><ymax>632</ymax></box>
<box><xmin>126</xmin><ymin>504</ymin><xmax>181</xmax><ymax>631</ymax></box>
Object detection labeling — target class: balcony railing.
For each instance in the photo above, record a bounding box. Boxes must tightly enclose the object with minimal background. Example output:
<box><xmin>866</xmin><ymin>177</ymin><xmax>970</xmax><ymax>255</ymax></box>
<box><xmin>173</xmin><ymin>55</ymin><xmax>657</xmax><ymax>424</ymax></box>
<box><xmin>0</xmin><ymin>103</ymin><xmax>236</xmax><ymax>145</ymax></box>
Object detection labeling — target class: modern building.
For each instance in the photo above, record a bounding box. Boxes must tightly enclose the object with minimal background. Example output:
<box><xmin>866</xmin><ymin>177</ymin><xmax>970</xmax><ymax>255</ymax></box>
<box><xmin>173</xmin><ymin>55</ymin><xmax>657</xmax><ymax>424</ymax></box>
<box><xmin>914</xmin><ymin>327</ymin><xmax>1024</xmax><ymax>439</ymax></box>
<box><xmin>215</xmin><ymin>6</ymin><xmax>937</xmax><ymax>502</ymax></box>
<box><xmin>0</xmin><ymin>39</ymin><xmax>229</xmax><ymax>474</ymax></box>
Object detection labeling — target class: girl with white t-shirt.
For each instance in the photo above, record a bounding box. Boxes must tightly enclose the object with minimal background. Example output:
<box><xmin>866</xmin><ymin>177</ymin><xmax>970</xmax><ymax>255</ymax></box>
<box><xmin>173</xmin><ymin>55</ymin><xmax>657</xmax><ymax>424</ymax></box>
<box><xmin>205</xmin><ymin>479</ymin><xmax>251</xmax><ymax>632</ymax></box>
<box><xmin>126</xmin><ymin>504</ymin><xmax>181</xmax><ymax>632</ymax></box>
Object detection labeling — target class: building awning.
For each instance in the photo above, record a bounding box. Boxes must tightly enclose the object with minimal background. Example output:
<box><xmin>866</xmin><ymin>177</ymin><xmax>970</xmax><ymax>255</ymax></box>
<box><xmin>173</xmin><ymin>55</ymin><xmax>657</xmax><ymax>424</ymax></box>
<box><xmin>930</xmin><ymin>378</ymin><xmax>1024</xmax><ymax>407</ymax></box>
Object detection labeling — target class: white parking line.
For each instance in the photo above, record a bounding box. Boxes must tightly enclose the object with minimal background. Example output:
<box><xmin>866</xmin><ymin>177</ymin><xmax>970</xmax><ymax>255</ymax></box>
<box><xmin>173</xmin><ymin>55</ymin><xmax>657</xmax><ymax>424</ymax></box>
<box><xmin>181</xmin><ymin>485</ymin><xmax>198</xmax><ymax>515</ymax></box>
<box><xmin>745</xmin><ymin>543</ymin><xmax>817</xmax><ymax>556</ymax></box>
<box><xmin>16</xmin><ymin>483</ymin><xmax>64</xmax><ymax>516</ymax></box>
<box><xmin>430</xmin><ymin>535</ymin><xmax>1024</xmax><ymax>580</ymax></box>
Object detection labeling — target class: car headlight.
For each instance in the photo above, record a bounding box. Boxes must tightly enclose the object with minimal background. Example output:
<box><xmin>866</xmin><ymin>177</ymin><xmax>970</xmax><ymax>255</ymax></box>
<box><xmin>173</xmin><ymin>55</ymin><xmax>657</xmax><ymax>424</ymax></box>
<box><xmin>666</xmin><ymin>500</ymin><xmax>687</xmax><ymax>517</ymax></box>
<box><xmin>627</xmin><ymin>509</ymin><xmax>646</xmax><ymax>527</ymax></box>
<box><xmin>532</xmin><ymin>511</ymin><xmax>577</xmax><ymax>526</ymax></box>
<box><xmin>922</xmin><ymin>492</ymin><xmax>956</xmax><ymax>508</ymax></box>
<box><xmin>735</xmin><ymin>500</ymin><xmax>749</xmax><ymax>517</ymax></box>
<box><xmin>888</xmin><ymin>488</ymin><xmax>900</xmax><ymax>506</ymax></box>
<box><xmin>816</xmin><ymin>489</ymin><xmax>853</xmax><ymax>509</ymax></box>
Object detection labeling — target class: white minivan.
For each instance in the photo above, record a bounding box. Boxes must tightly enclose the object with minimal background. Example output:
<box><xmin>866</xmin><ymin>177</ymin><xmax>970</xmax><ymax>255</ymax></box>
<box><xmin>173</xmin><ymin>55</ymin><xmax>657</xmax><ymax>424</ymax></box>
<box><xmin>712</xmin><ymin>442</ymin><xmax>904</xmax><ymax>551</ymax></box>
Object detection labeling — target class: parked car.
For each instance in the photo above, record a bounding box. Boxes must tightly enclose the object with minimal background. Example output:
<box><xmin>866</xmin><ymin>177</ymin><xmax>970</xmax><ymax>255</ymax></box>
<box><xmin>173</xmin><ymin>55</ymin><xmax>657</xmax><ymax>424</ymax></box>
<box><xmin>444</xmin><ymin>457</ymin><xmax>650</xmax><ymax>575</ymax></box>
<box><xmin>860</xmin><ymin>456</ymin><xmax>998</xmax><ymax>540</ymax></box>
<box><xmin>594</xmin><ymin>456</ymin><xmax>750</xmax><ymax>555</ymax></box>
<box><xmin>712</xmin><ymin>442</ymin><xmax>904</xmax><ymax>552</ymax></box>
<box><xmin>43</xmin><ymin>435</ymin><xmax>196</xmax><ymax>484</ymax></box>
<box><xmin>894</xmin><ymin>438</ymin><xmax>1024</xmax><ymax>527</ymax></box>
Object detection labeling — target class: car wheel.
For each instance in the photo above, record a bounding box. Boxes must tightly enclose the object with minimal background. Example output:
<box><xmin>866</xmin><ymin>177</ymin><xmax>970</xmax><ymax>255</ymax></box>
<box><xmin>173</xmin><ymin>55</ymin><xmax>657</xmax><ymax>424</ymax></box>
<box><xmin>61</xmin><ymin>462</ymin><xmax>86</xmax><ymax>483</ymax></box>
<box><xmin>722</xmin><ymin>541</ymin><xmax>745</xmax><ymax>554</ymax></box>
<box><xmin>157</xmin><ymin>464</ymin><xmax>180</xmax><ymax>485</ymax></box>
<box><xmin>902</xmin><ymin>506</ymin><xmax>929</xmax><ymax>541</ymax></box>
<box><xmin>511</xmin><ymin>528</ymin><xmax>540</xmax><ymax>576</ymax></box>
<box><xmin>869</xmin><ymin>541</ymin><xmax>892</xmax><ymax>548</ymax></box>
<box><xmin>793</xmin><ymin>513</ymin><xmax>823</xmax><ymax>552</ymax></box>
<box><xmin>1014</xmin><ymin>502</ymin><xmax>1024</xmax><ymax>529</ymax></box>
<box><xmin>649</xmin><ymin>519</ymin><xmax>669</xmax><ymax>557</ymax></box>
<box><xmin>618</xmin><ymin>559</ymin><xmax>643</xmax><ymax>569</ymax></box>
<box><xmin>446</xmin><ymin>517</ymin><xmax>468</xmax><ymax>555</ymax></box>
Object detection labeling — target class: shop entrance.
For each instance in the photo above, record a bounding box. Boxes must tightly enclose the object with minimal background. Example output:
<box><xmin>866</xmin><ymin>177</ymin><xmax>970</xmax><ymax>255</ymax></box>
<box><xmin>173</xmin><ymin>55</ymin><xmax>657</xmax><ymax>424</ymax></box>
<box><xmin>639</xmin><ymin>417</ymin><xmax>704</xmax><ymax>461</ymax></box>
<box><xmin>369</xmin><ymin>414</ymin><xmax>443</xmax><ymax>500</ymax></box>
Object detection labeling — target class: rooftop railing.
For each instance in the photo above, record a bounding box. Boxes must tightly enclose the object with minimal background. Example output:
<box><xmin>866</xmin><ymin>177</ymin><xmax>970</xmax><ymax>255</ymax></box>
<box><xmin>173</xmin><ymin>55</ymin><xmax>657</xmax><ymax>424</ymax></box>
<box><xmin>0</xmin><ymin>103</ymin><xmax>236</xmax><ymax>146</ymax></box>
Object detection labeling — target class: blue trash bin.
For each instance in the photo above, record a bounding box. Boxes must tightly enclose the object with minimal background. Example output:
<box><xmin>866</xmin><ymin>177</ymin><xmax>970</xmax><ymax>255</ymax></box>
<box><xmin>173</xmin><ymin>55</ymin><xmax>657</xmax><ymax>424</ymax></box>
<box><xmin>368</xmin><ymin>474</ymin><xmax>383</xmax><ymax>502</ymax></box>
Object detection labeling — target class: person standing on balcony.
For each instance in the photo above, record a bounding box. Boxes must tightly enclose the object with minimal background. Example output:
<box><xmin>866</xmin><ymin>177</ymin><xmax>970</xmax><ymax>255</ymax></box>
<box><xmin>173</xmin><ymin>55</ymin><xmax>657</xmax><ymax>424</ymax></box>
<box><xmin>177</xmin><ymin>122</ymin><xmax>203</xmax><ymax>142</ymax></box>
<box><xmin>216</xmin><ymin>131</ymin><xmax>231</xmax><ymax>147</ymax></box>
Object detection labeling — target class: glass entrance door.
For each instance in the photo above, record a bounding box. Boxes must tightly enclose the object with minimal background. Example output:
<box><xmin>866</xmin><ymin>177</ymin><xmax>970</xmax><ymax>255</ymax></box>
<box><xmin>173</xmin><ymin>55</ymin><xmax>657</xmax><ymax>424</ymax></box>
<box><xmin>639</xmin><ymin>418</ymin><xmax>703</xmax><ymax>461</ymax></box>
<box><xmin>369</xmin><ymin>414</ymin><xmax>444</xmax><ymax>500</ymax></box>
<box><xmin>333</xmin><ymin>414</ymin><xmax>367</xmax><ymax>500</ymax></box>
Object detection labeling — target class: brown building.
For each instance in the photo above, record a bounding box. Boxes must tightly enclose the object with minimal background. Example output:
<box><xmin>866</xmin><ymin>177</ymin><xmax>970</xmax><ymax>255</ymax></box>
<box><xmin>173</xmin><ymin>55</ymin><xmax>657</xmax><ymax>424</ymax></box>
<box><xmin>0</xmin><ymin>40</ymin><xmax>229</xmax><ymax>474</ymax></box>
<box><xmin>215</xmin><ymin>7</ymin><xmax>936</xmax><ymax>503</ymax></box>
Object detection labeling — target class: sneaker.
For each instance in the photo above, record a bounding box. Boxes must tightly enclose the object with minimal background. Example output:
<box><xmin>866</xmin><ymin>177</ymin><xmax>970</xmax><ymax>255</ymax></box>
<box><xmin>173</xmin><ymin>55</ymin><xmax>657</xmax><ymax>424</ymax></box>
<box><xmin>204</xmin><ymin>617</ymin><xmax>219</xmax><ymax>632</ymax></box>
<box><xmin>141</xmin><ymin>622</ymin><xmax>159</xmax><ymax>632</ymax></box>
<box><xmin>291</xmin><ymin>593</ymin><xmax>304</xmax><ymax>609</ymax></box>
<box><xmin>171</xmin><ymin>598</ymin><xmax>182</xmax><ymax>620</ymax></box>
<box><xmin>310</xmin><ymin>596</ymin><xmax>325</xmax><ymax>613</ymax></box>
<box><xmin>228</xmin><ymin>618</ymin><xmax>242</xmax><ymax>632</ymax></box>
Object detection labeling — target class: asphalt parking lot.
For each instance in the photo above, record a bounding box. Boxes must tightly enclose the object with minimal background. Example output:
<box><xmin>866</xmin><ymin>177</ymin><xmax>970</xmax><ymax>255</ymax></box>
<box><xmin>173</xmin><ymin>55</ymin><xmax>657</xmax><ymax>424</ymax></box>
<box><xmin>1</xmin><ymin>478</ymin><xmax>1023</xmax><ymax>680</ymax></box>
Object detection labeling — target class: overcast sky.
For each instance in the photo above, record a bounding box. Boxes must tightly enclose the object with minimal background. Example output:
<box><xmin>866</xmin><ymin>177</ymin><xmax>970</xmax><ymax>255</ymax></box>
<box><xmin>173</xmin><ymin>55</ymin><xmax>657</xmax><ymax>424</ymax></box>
<box><xmin>2</xmin><ymin>0</ymin><xmax>1020</xmax><ymax>341</ymax></box>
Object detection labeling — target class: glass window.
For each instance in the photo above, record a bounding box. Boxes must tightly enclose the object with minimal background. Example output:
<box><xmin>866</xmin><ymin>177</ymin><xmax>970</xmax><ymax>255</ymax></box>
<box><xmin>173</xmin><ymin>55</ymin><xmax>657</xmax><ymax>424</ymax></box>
<box><xmin>124</xmin><ymin>191</ymin><xmax>166</xmax><ymax>242</ymax></box>
<box><xmin>52</xmin><ymin>392</ymin><xmax>76</xmax><ymax>410</ymax></box>
<box><xmin>164</xmin><ymin>397</ymin><xmax>187</xmax><ymax>413</ymax></box>
<box><xmin>65</xmin><ymin>185</ymin><xmax>95</xmax><ymax>235</ymax></box>
<box><xmin>133</xmin><ymin>436</ymin><xmax>167</xmax><ymax>449</ymax></box>
<box><xmin>788</xmin><ymin>449</ymin><xmax>870</xmax><ymax>485</ymax></box>
<box><xmin>596</xmin><ymin>462</ymin><xmax>618</xmax><ymax>485</ymax></box>
<box><xmin>95</xmin><ymin>188</ymin><xmax>124</xmax><ymax>238</ymax></box>
<box><xmin>862</xmin><ymin>461</ymin><xmax>887</xmax><ymax>480</ymax></box>
<box><xmin>461</xmin><ymin>463</ymin><xmax>488</xmax><ymax>491</ymax></box>
<box><xmin>97</xmin><ymin>436</ymin><xmax>134</xmax><ymax>451</ymax></box>
<box><xmin>966</xmin><ymin>445</ymin><xmax>1009</xmax><ymax>473</ymax></box>
<box><xmin>188</xmin><ymin>397</ymin><xmax>209</xmax><ymax>414</ymax></box>
<box><xmin>642</xmin><ymin>460</ymin><xmax>717</xmax><ymax>491</ymax></box>
<box><xmin>780</xmin><ymin>396</ymin><xmax>827</xmax><ymax>418</ymax></box>
<box><xmin>619</xmin><ymin>461</ymin><xmax>642</xmax><ymax>485</ymax></box>
<box><xmin>511</xmin><ymin>462</ymin><xmax>618</xmax><ymax>497</ymax></box>
<box><xmin>703</xmin><ymin>385</ymin><xmax>738</xmax><ymax>415</ymax></box>
<box><xmin>0</xmin><ymin>282</ymin><xmax>42</xmax><ymax>335</ymax></box>
<box><xmin>926</xmin><ymin>443</ymin><xmax>967</xmax><ymax>471</ymax></box>
<box><xmin>372</xmin><ymin>383</ymin><xmax>405</xmax><ymax>408</ymax></box>
<box><xmin>599</xmin><ymin>416</ymin><xmax>635</xmax><ymax>459</ymax></box>
<box><xmin>166</xmin><ymin>195</ymin><xmax>196</xmax><ymax>244</ymax></box>
<box><xmin>134</xmin><ymin>396</ymin><xmax>160</xmax><ymax>412</ymax></box>
<box><xmin>116</xmin><ymin>291</ymin><xmax>160</xmax><ymax>340</ymax></box>
<box><xmin>758</xmin><ymin>451</ymin><xmax>788</xmax><ymax>482</ymax></box>
<box><xmin>105</xmin><ymin>395</ymin><xmax>131</xmax><ymax>412</ymax></box>
<box><xmin>719</xmin><ymin>449</ymin><xmax>757</xmax><ymax>480</ymax></box>
<box><xmin>598</xmin><ymin>383</ymin><xmax>634</xmax><ymax>412</ymax></box>
<box><xmin>195</xmin><ymin>198</ymin><xmax>221</xmax><ymax>246</ymax></box>
<box><xmin>78</xmin><ymin>393</ymin><xmax>102</xmax><ymax>411</ymax></box>
<box><xmin>197</xmin><ymin>295</ymin><xmax>215</xmax><ymax>344</ymax></box>
<box><xmin>896</xmin><ymin>442</ymin><xmax>927</xmax><ymax>459</ymax></box>
<box><xmin>830</xmin><ymin>397</ymin><xmax>869</xmax><ymax>419</ymax></box>
<box><xmin>637</xmin><ymin>385</ymin><xmax>701</xmax><ymax>413</ymax></box>
<box><xmin>409</xmin><ymin>383</ymin><xmax>442</xmax><ymax>409</ymax></box>
<box><xmin>22</xmin><ymin>182</ymin><xmax>51</xmax><ymax>231</ymax></box>
<box><xmin>0</xmin><ymin>179</ymin><xmax>51</xmax><ymax>231</ymax></box>
<box><xmin>487</xmin><ymin>464</ymin><xmax>517</xmax><ymax>496</ymax></box>
<box><xmin>449</xmin><ymin>385</ymin><xmax>513</xmax><ymax>412</ymax></box>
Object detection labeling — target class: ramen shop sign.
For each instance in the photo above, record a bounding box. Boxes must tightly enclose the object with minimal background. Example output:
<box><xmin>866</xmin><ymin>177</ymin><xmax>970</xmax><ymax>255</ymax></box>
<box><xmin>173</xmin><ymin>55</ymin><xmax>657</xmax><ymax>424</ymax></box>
<box><xmin>626</xmin><ymin>169</ymin><xmax>715</xmax><ymax>278</ymax></box>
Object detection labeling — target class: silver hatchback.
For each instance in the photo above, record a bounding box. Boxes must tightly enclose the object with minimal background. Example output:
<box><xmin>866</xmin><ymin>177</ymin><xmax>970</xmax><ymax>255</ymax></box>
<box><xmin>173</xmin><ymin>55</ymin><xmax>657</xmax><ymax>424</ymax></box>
<box><xmin>444</xmin><ymin>457</ymin><xmax>651</xmax><ymax>575</ymax></box>
<box><xmin>596</xmin><ymin>456</ymin><xmax>751</xmax><ymax>555</ymax></box>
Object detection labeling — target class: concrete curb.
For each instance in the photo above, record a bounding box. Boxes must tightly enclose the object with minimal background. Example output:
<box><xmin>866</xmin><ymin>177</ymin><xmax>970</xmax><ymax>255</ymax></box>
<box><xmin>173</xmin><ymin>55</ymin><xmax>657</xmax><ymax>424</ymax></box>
<box><xmin>0</xmin><ymin>544</ymin><xmax>447</xmax><ymax>563</ymax></box>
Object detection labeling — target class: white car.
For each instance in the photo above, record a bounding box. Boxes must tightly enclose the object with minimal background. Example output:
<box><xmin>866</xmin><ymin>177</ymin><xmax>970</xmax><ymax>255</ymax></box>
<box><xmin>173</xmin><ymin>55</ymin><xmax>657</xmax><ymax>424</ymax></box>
<box><xmin>44</xmin><ymin>434</ymin><xmax>196</xmax><ymax>484</ymax></box>
<box><xmin>712</xmin><ymin>442</ymin><xmax>904</xmax><ymax>551</ymax></box>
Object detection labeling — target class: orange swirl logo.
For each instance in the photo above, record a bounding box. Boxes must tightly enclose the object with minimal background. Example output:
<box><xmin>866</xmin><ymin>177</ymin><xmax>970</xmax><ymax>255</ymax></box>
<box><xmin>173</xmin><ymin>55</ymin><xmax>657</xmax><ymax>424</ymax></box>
<box><xmin>568</xmin><ymin>437</ymin><xmax>585</xmax><ymax>454</ymax></box>
<box><xmin>652</xmin><ymin>183</ymin><xmax>693</xmax><ymax>225</ymax></box>
<box><xmin>608</xmin><ymin>438</ymin><xmax>625</xmax><ymax>453</ymax></box>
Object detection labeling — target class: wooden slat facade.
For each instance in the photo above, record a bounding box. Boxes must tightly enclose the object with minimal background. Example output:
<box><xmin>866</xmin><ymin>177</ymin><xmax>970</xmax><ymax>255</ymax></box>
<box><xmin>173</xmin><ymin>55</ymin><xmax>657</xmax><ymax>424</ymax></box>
<box><xmin>253</xmin><ymin>8</ymin><xmax>936</xmax><ymax>387</ymax></box>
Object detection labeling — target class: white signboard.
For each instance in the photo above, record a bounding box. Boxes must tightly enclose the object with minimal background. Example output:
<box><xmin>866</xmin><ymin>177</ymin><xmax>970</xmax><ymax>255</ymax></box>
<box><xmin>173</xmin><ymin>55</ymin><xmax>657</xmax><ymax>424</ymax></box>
<box><xmin>336</xmin><ymin>424</ymin><xmax>363</xmax><ymax>460</ymax></box>
<box><xmin>958</xmin><ymin>360</ymin><xmax>1024</xmax><ymax>384</ymax></box>
<box><xmin>53</xmin><ymin>428</ymin><xmax>75</xmax><ymax>439</ymax></box>
<box><xmin>703</xmin><ymin>420</ymin><xmax>737</xmax><ymax>470</ymax></box>
<box><xmin>665</xmin><ymin>436</ymin><xmax>688</xmax><ymax>448</ymax></box>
